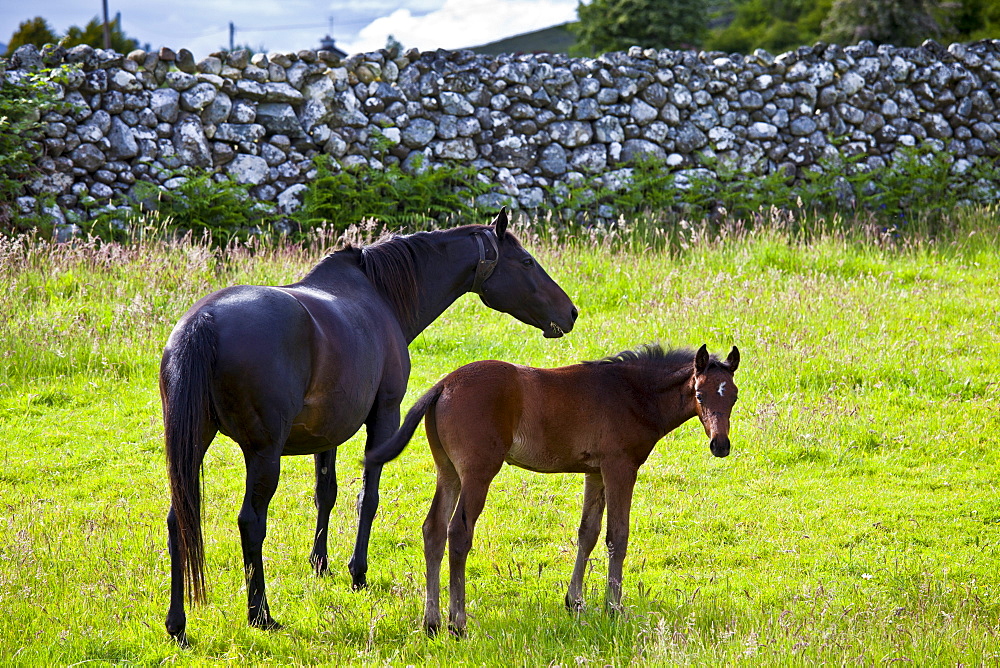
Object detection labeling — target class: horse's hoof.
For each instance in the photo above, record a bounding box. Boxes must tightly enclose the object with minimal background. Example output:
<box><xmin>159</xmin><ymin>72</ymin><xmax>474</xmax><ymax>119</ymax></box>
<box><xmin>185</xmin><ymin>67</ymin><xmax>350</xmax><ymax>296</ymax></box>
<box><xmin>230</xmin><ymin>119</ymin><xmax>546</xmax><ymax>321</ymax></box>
<box><xmin>166</xmin><ymin>617</ymin><xmax>189</xmax><ymax>648</ymax></box>
<box><xmin>424</xmin><ymin>621</ymin><xmax>440</xmax><ymax>637</ymax></box>
<box><xmin>310</xmin><ymin>554</ymin><xmax>329</xmax><ymax>576</ymax></box>
<box><xmin>250</xmin><ymin>616</ymin><xmax>283</xmax><ymax>631</ymax></box>
<box><xmin>168</xmin><ymin>629</ymin><xmax>190</xmax><ymax>649</ymax></box>
<box><xmin>447</xmin><ymin>622</ymin><xmax>466</xmax><ymax>639</ymax></box>
<box><xmin>564</xmin><ymin>594</ymin><xmax>585</xmax><ymax>613</ymax></box>
<box><xmin>351</xmin><ymin>577</ymin><xmax>368</xmax><ymax>591</ymax></box>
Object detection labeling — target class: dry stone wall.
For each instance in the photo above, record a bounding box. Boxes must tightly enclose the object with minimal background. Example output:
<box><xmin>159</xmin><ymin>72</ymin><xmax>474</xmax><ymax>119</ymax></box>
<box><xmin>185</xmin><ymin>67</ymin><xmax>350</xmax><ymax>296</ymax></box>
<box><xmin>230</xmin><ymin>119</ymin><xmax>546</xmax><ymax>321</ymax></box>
<box><xmin>6</xmin><ymin>38</ymin><xmax>1000</xmax><ymax>230</ymax></box>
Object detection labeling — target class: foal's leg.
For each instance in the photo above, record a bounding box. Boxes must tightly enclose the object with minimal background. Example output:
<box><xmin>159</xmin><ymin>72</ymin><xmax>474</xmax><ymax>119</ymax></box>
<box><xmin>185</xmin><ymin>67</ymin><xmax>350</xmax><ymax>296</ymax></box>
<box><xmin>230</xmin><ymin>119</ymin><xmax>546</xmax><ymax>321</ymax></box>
<box><xmin>239</xmin><ymin>446</ymin><xmax>283</xmax><ymax>629</ymax></box>
<box><xmin>602</xmin><ymin>463</ymin><xmax>638</xmax><ymax>612</ymax></box>
<box><xmin>309</xmin><ymin>448</ymin><xmax>338</xmax><ymax>575</ymax></box>
<box><xmin>565</xmin><ymin>472</ymin><xmax>606</xmax><ymax>611</ymax></box>
<box><xmin>422</xmin><ymin>460</ymin><xmax>461</xmax><ymax>636</ymax></box>
<box><xmin>348</xmin><ymin>401</ymin><xmax>400</xmax><ymax>589</ymax></box>
<box><xmin>447</xmin><ymin>473</ymin><xmax>497</xmax><ymax>637</ymax></box>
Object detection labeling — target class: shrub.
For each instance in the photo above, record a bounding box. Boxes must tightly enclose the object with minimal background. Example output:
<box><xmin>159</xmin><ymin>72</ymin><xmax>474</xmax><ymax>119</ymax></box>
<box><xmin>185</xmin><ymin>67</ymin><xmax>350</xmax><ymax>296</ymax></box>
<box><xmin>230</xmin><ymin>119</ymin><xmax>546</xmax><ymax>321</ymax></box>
<box><xmin>0</xmin><ymin>64</ymin><xmax>76</xmax><ymax>234</ymax></box>
<box><xmin>293</xmin><ymin>154</ymin><xmax>494</xmax><ymax>233</ymax></box>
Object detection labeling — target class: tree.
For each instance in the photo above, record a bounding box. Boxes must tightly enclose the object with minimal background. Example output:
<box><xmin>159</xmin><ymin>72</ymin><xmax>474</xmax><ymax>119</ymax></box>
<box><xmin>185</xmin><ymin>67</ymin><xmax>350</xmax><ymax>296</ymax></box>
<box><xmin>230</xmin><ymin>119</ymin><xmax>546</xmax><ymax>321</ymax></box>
<box><xmin>5</xmin><ymin>17</ymin><xmax>59</xmax><ymax>56</ymax></box>
<box><xmin>572</xmin><ymin>0</ymin><xmax>708</xmax><ymax>55</ymax></box>
<box><xmin>63</xmin><ymin>17</ymin><xmax>139</xmax><ymax>53</ymax></box>
<box><xmin>385</xmin><ymin>34</ymin><xmax>404</xmax><ymax>55</ymax></box>
<box><xmin>704</xmin><ymin>0</ymin><xmax>832</xmax><ymax>53</ymax></box>
<box><xmin>820</xmin><ymin>0</ymin><xmax>947</xmax><ymax>45</ymax></box>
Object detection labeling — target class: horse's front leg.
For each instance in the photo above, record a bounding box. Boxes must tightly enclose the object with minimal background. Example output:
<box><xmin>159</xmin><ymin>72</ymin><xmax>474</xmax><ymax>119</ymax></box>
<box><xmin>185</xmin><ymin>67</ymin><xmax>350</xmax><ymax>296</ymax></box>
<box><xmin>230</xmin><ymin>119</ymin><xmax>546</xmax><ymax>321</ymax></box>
<box><xmin>239</xmin><ymin>446</ymin><xmax>283</xmax><ymax>629</ymax></box>
<box><xmin>309</xmin><ymin>448</ymin><xmax>338</xmax><ymax>575</ymax></box>
<box><xmin>602</xmin><ymin>463</ymin><xmax>638</xmax><ymax>613</ymax></box>
<box><xmin>348</xmin><ymin>400</ymin><xmax>400</xmax><ymax>589</ymax></box>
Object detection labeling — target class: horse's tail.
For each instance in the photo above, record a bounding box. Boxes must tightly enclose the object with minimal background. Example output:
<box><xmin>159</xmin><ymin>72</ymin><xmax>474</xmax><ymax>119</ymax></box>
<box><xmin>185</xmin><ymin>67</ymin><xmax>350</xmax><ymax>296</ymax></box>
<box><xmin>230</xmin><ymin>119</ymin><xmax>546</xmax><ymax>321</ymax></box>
<box><xmin>366</xmin><ymin>383</ymin><xmax>444</xmax><ymax>466</ymax></box>
<box><xmin>161</xmin><ymin>311</ymin><xmax>217</xmax><ymax>605</ymax></box>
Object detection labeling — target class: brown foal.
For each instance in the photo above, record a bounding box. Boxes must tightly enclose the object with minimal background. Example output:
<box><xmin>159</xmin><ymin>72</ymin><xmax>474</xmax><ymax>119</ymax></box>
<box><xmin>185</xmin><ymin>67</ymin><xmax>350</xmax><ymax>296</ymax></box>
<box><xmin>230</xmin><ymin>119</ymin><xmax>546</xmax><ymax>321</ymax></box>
<box><xmin>367</xmin><ymin>343</ymin><xmax>740</xmax><ymax>636</ymax></box>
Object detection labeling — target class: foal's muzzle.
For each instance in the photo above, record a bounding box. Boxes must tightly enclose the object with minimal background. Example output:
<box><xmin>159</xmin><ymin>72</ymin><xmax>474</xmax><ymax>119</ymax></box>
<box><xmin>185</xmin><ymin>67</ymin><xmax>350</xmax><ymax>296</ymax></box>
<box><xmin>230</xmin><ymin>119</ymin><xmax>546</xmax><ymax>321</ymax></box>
<box><xmin>710</xmin><ymin>436</ymin><xmax>730</xmax><ymax>458</ymax></box>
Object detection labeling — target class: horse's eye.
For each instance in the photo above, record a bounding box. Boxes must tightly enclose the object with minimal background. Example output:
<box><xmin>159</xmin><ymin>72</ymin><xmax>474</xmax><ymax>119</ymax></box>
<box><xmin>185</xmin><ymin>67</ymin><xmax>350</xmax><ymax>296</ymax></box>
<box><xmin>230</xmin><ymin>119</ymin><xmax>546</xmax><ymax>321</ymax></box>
<box><xmin>522</xmin><ymin>258</ymin><xmax>534</xmax><ymax>267</ymax></box>
<box><xmin>696</xmin><ymin>392</ymin><xmax>704</xmax><ymax>403</ymax></box>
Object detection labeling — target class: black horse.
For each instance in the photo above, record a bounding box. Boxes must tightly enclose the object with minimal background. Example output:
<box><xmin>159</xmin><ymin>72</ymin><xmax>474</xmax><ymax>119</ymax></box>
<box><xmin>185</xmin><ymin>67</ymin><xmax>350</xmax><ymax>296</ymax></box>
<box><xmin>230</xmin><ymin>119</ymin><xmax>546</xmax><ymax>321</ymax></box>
<box><xmin>160</xmin><ymin>209</ymin><xmax>577</xmax><ymax>645</ymax></box>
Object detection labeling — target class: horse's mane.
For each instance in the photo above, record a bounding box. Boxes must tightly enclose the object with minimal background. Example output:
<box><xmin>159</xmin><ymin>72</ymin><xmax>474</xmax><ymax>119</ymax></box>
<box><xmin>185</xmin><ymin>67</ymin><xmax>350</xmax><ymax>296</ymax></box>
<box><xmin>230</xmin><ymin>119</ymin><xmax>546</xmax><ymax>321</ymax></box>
<box><xmin>585</xmin><ymin>344</ymin><xmax>732</xmax><ymax>372</ymax></box>
<box><xmin>355</xmin><ymin>231</ymin><xmax>438</xmax><ymax>323</ymax></box>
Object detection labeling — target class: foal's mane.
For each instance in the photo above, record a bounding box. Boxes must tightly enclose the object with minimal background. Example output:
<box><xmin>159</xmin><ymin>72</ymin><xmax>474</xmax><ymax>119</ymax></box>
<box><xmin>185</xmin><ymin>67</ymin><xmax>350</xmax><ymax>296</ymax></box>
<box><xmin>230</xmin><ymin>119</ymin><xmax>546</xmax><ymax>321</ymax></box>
<box><xmin>355</xmin><ymin>231</ymin><xmax>439</xmax><ymax>322</ymax></box>
<box><xmin>585</xmin><ymin>344</ymin><xmax>694</xmax><ymax>369</ymax></box>
<box><xmin>585</xmin><ymin>344</ymin><xmax>733</xmax><ymax>374</ymax></box>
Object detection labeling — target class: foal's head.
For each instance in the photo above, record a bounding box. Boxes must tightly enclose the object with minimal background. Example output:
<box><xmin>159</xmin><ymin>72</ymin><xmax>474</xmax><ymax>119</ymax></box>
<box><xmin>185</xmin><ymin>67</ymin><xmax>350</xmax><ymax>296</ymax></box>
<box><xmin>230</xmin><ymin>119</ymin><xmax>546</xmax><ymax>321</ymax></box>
<box><xmin>692</xmin><ymin>344</ymin><xmax>740</xmax><ymax>457</ymax></box>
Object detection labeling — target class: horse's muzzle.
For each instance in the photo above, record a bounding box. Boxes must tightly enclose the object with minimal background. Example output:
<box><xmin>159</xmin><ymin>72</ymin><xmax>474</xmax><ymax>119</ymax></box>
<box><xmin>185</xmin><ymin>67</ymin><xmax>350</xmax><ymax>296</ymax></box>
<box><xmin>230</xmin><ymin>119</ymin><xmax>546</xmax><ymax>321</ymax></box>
<box><xmin>544</xmin><ymin>306</ymin><xmax>578</xmax><ymax>338</ymax></box>
<box><xmin>710</xmin><ymin>436</ymin><xmax>730</xmax><ymax>457</ymax></box>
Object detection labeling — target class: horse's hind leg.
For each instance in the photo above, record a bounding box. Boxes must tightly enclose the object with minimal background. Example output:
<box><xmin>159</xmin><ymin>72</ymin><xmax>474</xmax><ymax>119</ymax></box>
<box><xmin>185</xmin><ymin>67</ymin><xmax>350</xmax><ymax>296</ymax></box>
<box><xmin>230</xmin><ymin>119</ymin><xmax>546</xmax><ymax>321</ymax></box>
<box><xmin>349</xmin><ymin>401</ymin><xmax>399</xmax><ymax>589</ymax></box>
<box><xmin>239</xmin><ymin>446</ymin><xmax>283</xmax><ymax>629</ymax></box>
<box><xmin>447</xmin><ymin>472</ymin><xmax>498</xmax><ymax>637</ymax></box>
<box><xmin>165</xmin><ymin>424</ymin><xmax>215</xmax><ymax>648</ymax></box>
<box><xmin>422</xmin><ymin>459</ymin><xmax>461</xmax><ymax>636</ymax></box>
<box><xmin>309</xmin><ymin>449</ymin><xmax>338</xmax><ymax>575</ymax></box>
<box><xmin>566</xmin><ymin>472</ymin><xmax>606</xmax><ymax>611</ymax></box>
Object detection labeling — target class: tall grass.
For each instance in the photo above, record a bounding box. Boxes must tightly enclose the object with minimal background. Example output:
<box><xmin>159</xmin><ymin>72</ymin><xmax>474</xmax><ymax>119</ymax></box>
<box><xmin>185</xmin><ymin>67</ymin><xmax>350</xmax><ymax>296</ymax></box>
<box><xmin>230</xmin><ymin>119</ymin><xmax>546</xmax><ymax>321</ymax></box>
<box><xmin>1</xmin><ymin>208</ymin><xmax>999</xmax><ymax>664</ymax></box>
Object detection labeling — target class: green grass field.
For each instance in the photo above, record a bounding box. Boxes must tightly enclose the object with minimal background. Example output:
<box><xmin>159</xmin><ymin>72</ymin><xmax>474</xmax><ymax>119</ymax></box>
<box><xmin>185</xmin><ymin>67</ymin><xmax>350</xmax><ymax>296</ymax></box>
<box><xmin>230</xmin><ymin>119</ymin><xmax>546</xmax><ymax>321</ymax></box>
<box><xmin>1</xmin><ymin>214</ymin><xmax>999</xmax><ymax>664</ymax></box>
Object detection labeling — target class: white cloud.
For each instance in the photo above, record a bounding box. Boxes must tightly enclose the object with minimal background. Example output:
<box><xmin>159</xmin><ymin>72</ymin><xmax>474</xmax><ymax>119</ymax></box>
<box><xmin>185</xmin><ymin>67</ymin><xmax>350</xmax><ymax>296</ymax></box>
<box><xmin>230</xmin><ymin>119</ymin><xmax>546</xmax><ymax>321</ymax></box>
<box><xmin>341</xmin><ymin>0</ymin><xmax>578</xmax><ymax>54</ymax></box>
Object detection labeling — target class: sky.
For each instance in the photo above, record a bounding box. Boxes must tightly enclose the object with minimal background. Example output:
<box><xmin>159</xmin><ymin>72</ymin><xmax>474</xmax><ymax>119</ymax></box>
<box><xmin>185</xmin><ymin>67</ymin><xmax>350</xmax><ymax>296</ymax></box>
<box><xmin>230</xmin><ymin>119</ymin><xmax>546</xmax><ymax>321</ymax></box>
<box><xmin>0</xmin><ymin>0</ymin><xmax>580</xmax><ymax>58</ymax></box>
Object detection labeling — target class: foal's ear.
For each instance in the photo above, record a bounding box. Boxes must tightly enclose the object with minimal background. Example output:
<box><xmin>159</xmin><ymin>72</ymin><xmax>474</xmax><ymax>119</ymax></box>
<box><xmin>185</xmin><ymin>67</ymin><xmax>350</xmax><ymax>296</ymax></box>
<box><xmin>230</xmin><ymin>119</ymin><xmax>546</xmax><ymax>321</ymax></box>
<box><xmin>695</xmin><ymin>344</ymin><xmax>710</xmax><ymax>374</ymax></box>
<box><xmin>492</xmin><ymin>206</ymin><xmax>509</xmax><ymax>242</ymax></box>
<box><xmin>726</xmin><ymin>346</ymin><xmax>740</xmax><ymax>373</ymax></box>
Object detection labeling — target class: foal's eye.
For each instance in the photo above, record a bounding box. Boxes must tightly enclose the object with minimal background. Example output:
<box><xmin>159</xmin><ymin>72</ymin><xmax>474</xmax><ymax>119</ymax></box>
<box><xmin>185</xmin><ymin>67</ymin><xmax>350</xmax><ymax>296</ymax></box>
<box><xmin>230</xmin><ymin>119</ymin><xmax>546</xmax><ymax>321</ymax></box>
<box><xmin>521</xmin><ymin>258</ymin><xmax>534</xmax><ymax>267</ymax></box>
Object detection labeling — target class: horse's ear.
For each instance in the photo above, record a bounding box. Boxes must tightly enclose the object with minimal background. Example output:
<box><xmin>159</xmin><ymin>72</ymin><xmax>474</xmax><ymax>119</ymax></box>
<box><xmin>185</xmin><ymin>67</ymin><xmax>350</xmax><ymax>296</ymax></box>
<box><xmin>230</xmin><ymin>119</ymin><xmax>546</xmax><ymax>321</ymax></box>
<box><xmin>726</xmin><ymin>346</ymin><xmax>740</xmax><ymax>373</ymax></box>
<box><xmin>695</xmin><ymin>344</ymin><xmax>709</xmax><ymax>374</ymax></box>
<box><xmin>492</xmin><ymin>206</ymin><xmax>509</xmax><ymax>242</ymax></box>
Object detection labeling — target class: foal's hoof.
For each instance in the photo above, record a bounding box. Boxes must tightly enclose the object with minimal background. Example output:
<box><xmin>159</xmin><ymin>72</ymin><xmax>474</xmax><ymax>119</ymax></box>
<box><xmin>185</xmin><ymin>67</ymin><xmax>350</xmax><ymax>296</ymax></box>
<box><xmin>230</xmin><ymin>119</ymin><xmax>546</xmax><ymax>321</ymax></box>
<box><xmin>564</xmin><ymin>594</ymin><xmax>585</xmax><ymax>613</ymax></box>
<box><xmin>424</xmin><ymin>621</ymin><xmax>440</xmax><ymax>637</ymax></box>
<box><xmin>447</xmin><ymin>622</ymin><xmax>467</xmax><ymax>639</ymax></box>
<box><xmin>351</xmin><ymin>577</ymin><xmax>368</xmax><ymax>591</ymax></box>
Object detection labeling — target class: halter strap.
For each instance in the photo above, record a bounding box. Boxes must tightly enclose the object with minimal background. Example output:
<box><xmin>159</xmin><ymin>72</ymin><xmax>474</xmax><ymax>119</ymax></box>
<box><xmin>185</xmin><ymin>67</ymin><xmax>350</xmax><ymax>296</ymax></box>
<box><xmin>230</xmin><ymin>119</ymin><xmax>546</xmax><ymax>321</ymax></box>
<box><xmin>471</xmin><ymin>228</ymin><xmax>499</xmax><ymax>295</ymax></box>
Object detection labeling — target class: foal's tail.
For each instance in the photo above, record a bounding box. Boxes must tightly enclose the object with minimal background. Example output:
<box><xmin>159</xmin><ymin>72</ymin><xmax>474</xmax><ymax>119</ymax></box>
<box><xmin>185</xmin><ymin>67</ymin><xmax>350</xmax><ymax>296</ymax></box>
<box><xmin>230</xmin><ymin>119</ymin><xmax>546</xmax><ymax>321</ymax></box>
<box><xmin>366</xmin><ymin>384</ymin><xmax>444</xmax><ymax>466</ymax></box>
<box><xmin>161</xmin><ymin>311</ymin><xmax>217</xmax><ymax>605</ymax></box>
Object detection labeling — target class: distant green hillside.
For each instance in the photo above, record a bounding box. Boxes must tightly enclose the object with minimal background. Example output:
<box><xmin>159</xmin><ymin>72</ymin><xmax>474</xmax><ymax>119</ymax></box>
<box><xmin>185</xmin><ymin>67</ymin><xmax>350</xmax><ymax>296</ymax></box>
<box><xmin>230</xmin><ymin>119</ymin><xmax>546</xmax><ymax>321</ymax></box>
<box><xmin>467</xmin><ymin>22</ymin><xmax>577</xmax><ymax>55</ymax></box>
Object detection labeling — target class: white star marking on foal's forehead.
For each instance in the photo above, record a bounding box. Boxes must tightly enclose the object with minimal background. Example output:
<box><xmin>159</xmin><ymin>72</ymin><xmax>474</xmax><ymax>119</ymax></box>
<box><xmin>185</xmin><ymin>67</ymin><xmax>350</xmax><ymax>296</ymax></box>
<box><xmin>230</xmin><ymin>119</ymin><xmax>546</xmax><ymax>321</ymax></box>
<box><xmin>718</xmin><ymin>381</ymin><xmax>727</xmax><ymax>397</ymax></box>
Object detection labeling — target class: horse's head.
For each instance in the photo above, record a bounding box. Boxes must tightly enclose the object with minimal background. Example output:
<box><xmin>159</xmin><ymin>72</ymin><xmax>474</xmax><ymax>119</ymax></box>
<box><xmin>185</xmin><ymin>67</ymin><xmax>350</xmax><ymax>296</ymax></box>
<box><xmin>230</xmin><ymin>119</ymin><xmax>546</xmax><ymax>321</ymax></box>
<box><xmin>692</xmin><ymin>344</ymin><xmax>740</xmax><ymax>457</ymax></box>
<box><xmin>475</xmin><ymin>209</ymin><xmax>578</xmax><ymax>338</ymax></box>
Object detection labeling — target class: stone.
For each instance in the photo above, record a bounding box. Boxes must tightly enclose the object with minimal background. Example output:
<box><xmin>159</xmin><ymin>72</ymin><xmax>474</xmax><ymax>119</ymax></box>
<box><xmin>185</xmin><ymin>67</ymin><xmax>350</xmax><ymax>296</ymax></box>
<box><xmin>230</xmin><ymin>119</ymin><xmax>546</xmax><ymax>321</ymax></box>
<box><xmin>172</xmin><ymin>117</ymin><xmax>212</xmax><ymax>167</ymax></box>
<box><xmin>277</xmin><ymin>184</ymin><xmax>309</xmax><ymax>214</ymax></box>
<box><xmin>492</xmin><ymin>135</ymin><xmax>537</xmax><ymax>170</ymax></box>
<box><xmin>570</xmin><ymin>145</ymin><xmax>607</xmax><ymax>172</ymax></box>
<box><xmin>538</xmin><ymin>143</ymin><xmax>568</xmax><ymax>177</ymax></box>
<box><xmin>402</xmin><ymin>118</ymin><xmax>437</xmax><ymax>148</ymax></box>
<box><xmin>150</xmin><ymin>89</ymin><xmax>180</xmax><ymax>122</ymax></box>
<box><xmin>70</xmin><ymin>144</ymin><xmax>106</xmax><ymax>171</ymax></box>
<box><xmin>256</xmin><ymin>103</ymin><xmax>305</xmax><ymax>138</ymax></box>
<box><xmin>549</xmin><ymin>121</ymin><xmax>593</xmax><ymax>148</ymax></box>
<box><xmin>107</xmin><ymin>117</ymin><xmax>138</xmax><ymax>159</ymax></box>
<box><xmin>181</xmin><ymin>82</ymin><xmax>218</xmax><ymax>112</ymax></box>
<box><xmin>226</xmin><ymin>154</ymin><xmax>269</xmax><ymax>185</ymax></box>
<box><xmin>620</xmin><ymin>139</ymin><xmax>667</xmax><ymax>163</ymax></box>
<box><xmin>433</xmin><ymin>138</ymin><xmax>478</xmax><ymax>160</ymax></box>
